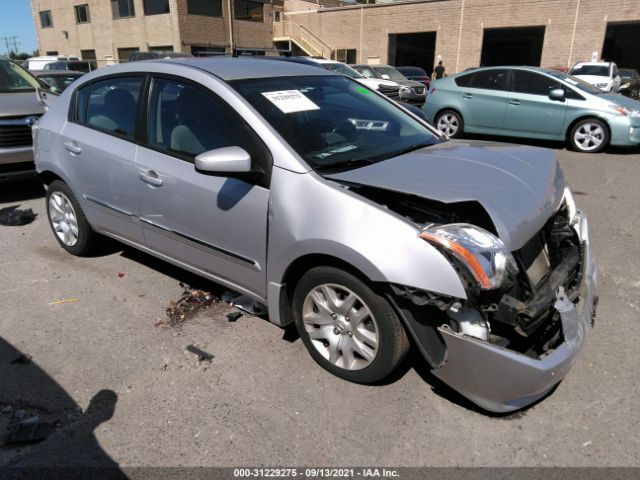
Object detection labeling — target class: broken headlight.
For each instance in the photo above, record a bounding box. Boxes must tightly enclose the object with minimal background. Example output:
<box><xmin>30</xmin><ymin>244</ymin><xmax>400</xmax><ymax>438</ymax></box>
<box><xmin>419</xmin><ymin>223</ymin><xmax>518</xmax><ymax>290</ymax></box>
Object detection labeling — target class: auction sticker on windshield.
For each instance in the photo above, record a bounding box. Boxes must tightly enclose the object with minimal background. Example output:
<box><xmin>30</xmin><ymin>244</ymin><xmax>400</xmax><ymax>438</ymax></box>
<box><xmin>262</xmin><ymin>90</ymin><xmax>320</xmax><ymax>114</ymax></box>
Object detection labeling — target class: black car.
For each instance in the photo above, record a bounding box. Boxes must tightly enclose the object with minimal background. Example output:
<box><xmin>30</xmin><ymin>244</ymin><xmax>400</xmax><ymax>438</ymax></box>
<box><xmin>31</xmin><ymin>70</ymin><xmax>84</xmax><ymax>93</ymax></box>
<box><xmin>396</xmin><ymin>66</ymin><xmax>431</xmax><ymax>87</ymax></box>
<box><xmin>619</xmin><ymin>68</ymin><xmax>640</xmax><ymax>99</ymax></box>
<box><xmin>350</xmin><ymin>64</ymin><xmax>427</xmax><ymax>105</ymax></box>
<box><xmin>43</xmin><ymin>60</ymin><xmax>95</xmax><ymax>73</ymax></box>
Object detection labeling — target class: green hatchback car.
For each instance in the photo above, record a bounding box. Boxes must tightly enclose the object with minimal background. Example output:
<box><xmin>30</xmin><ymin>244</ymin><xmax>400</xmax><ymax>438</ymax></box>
<box><xmin>423</xmin><ymin>66</ymin><xmax>640</xmax><ymax>153</ymax></box>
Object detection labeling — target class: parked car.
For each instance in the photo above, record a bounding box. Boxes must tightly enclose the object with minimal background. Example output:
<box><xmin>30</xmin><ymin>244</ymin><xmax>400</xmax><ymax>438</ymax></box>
<box><xmin>26</xmin><ymin>55</ymin><xmax>80</xmax><ymax>71</ymax></box>
<box><xmin>0</xmin><ymin>58</ymin><xmax>46</xmax><ymax>180</ymax></box>
<box><xmin>43</xmin><ymin>60</ymin><xmax>95</xmax><ymax>73</ymax></box>
<box><xmin>32</xmin><ymin>70</ymin><xmax>84</xmax><ymax>93</ymax></box>
<box><xmin>618</xmin><ymin>68</ymin><xmax>640</xmax><ymax>100</ymax></box>
<box><xmin>34</xmin><ymin>58</ymin><xmax>596</xmax><ymax>413</ymax></box>
<box><xmin>396</xmin><ymin>66</ymin><xmax>430</xmax><ymax>87</ymax></box>
<box><xmin>568</xmin><ymin>61</ymin><xmax>621</xmax><ymax>93</ymax></box>
<box><xmin>351</xmin><ymin>64</ymin><xmax>427</xmax><ymax>105</ymax></box>
<box><xmin>424</xmin><ymin>66</ymin><xmax>640</xmax><ymax>153</ymax></box>
<box><xmin>128</xmin><ymin>51</ymin><xmax>192</xmax><ymax>62</ymax></box>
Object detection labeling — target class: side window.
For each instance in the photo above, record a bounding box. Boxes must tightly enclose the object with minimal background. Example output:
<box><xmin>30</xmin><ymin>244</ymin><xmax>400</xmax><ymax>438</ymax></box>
<box><xmin>512</xmin><ymin>71</ymin><xmax>561</xmax><ymax>96</ymax></box>
<box><xmin>454</xmin><ymin>73</ymin><xmax>473</xmax><ymax>87</ymax></box>
<box><xmin>79</xmin><ymin>77</ymin><xmax>143</xmax><ymax>138</ymax></box>
<box><xmin>359</xmin><ymin>67</ymin><xmax>376</xmax><ymax>78</ymax></box>
<box><xmin>147</xmin><ymin>78</ymin><xmax>269</xmax><ymax>172</ymax></box>
<box><xmin>470</xmin><ymin>69</ymin><xmax>509</xmax><ymax>90</ymax></box>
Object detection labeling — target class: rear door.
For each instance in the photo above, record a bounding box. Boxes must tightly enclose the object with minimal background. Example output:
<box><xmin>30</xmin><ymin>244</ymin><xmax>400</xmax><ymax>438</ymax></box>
<box><xmin>504</xmin><ymin>70</ymin><xmax>567</xmax><ymax>137</ymax></box>
<box><xmin>457</xmin><ymin>69</ymin><xmax>510</xmax><ymax>131</ymax></box>
<box><xmin>134</xmin><ymin>76</ymin><xmax>271</xmax><ymax>297</ymax></box>
<box><xmin>60</xmin><ymin>75</ymin><xmax>145</xmax><ymax>243</ymax></box>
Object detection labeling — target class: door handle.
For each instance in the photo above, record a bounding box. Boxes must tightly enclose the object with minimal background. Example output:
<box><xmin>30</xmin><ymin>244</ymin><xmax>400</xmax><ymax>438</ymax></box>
<box><xmin>462</xmin><ymin>93</ymin><xmax>473</xmax><ymax>99</ymax></box>
<box><xmin>509</xmin><ymin>100</ymin><xmax>521</xmax><ymax>106</ymax></box>
<box><xmin>138</xmin><ymin>170</ymin><xmax>163</xmax><ymax>187</ymax></box>
<box><xmin>64</xmin><ymin>141</ymin><xmax>82</xmax><ymax>155</ymax></box>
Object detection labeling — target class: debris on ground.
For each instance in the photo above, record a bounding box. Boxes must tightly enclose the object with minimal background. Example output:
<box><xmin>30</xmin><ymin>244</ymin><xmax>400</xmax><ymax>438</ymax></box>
<box><xmin>222</xmin><ymin>291</ymin><xmax>267</xmax><ymax>316</ymax></box>
<box><xmin>9</xmin><ymin>354</ymin><xmax>32</xmax><ymax>365</ymax></box>
<box><xmin>226</xmin><ymin>311</ymin><xmax>242</xmax><ymax>323</ymax></box>
<box><xmin>118</xmin><ymin>272</ymin><xmax>125</xmax><ymax>278</ymax></box>
<box><xmin>164</xmin><ymin>285</ymin><xmax>217</xmax><ymax>326</ymax></box>
<box><xmin>186</xmin><ymin>345</ymin><xmax>214</xmax><ymax>362</ymax></box>
<box><xmin>0</xmin><ymin>206</ymin><xmax>37</xmax><ymax>226</ymax></box>
<box><xmin>47</xmin><ymin>298</ymin><xmax>79</xmax><ymax>306</ymax></box>
<box><xmin>4</xmin><ymin>416</ymin><xmax>57</xmax><ymax>445</ymax></box>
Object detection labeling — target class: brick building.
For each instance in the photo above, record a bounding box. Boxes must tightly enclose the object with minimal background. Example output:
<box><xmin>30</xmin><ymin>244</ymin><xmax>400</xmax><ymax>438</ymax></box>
<box><xmin>276</xmin><ymin>0</ymin><xmax>640</xmax><ymax>74</ymax></box>
<box><xmin>30</xmin><ymin>0</ymin><xmax>280</xmax><ymax>64</ymax></box>
<box><xmin>30</xmin><ymin>0</ymin><xmax>640</xmax><ymax>75</ymax></box>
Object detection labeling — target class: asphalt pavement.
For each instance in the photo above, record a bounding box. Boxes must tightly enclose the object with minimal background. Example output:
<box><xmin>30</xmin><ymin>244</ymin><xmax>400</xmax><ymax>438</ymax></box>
<box><xmin>0</xmin><ymin>144</ymin><xmax>639</xmax><ymax>470</ymax></box>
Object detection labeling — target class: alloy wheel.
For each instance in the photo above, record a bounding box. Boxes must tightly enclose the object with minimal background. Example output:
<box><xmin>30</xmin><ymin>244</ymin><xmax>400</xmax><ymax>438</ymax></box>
<box><xmin>437</xmin><ymin>113</ymin><xmax>459</xmax><ymax>138</ymax></box>
<box><xmin>302</xmin><ymin>283</ymin><xmax>379</xmax><ymax>371</ymax></box>
<box><xmin>573</xmin><ymin>122</ymin><xmax>605</xmax><ymax>152</ymax></box>
<box><xmin>48</xmin><ymin>191</ymin><xmax>79</xmax><ymax>246</ymax></box>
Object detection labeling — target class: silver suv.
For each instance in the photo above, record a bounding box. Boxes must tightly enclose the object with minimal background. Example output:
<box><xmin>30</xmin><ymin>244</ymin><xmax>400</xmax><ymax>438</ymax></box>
<box><xmin>0</xmin><ymin>58</ymin><xmax>45</xmax><ymax>180</ymax></box>
<box><xmin>34</xmin><ymin>58</ymin><xmax>596</xmax><ymax>413</ymax></box>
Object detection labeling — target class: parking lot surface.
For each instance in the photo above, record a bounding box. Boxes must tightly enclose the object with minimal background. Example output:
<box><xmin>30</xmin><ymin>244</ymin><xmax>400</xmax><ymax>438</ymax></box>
<box><xmin>1</xmin><ymin>144</ymin><xmax>639</xmax><ymax>468</ymax></box>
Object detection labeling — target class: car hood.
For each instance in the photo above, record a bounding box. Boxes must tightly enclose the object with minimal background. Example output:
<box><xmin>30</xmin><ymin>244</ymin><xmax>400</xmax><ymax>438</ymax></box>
<box><xmin>599</xmin><ymin>92</ymin><xmax>640</xmax><ymax>109</ymax></box>
<box><xmin>393</xmin><ymin>79</ymin><xmax>426</xmax><ymax>89</ymax></box>
<box><xmin>327</xmin><ymin>140</ymin><xmax>566</xmax><ymax>251</ymax></box>
<box><xmin>356</xmin><ymin>78</ymin><xmax>399</xmax><ymax>89</ymax></box>
<box><xmin>0</xmin><ymin>91</ymin><xmax>44</xmax><ymax>117</ymax></box>
<box><xmin>572</xmin><ymin>74</ymin><xmax>610</xmax><ymax>85</ymax></box>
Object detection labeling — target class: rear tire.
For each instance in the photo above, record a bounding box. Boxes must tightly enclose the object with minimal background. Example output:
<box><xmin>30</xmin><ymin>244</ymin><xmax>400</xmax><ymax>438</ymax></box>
<box><xmin>569</xmin><ymin>118</ymin><xmax>609</xmax><ymax>153</ymax></box>
<box><xmin>435</xmin><ymin>110</ymin><xmax>463</xmax><ymax>138</ymax></box>
<box><xmin>46</xmin><ymin>180</ymin><xmax>98</xmax><ymax>256</ymax></box>
<box><xmin>292</xmin><ymin>266</ymin><xmax>409</xmax><ymax>384</ymax></box>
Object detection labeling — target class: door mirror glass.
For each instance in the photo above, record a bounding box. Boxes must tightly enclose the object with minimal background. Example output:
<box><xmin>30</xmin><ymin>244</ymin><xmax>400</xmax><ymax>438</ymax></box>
<box><xmin>195</xmin><ymin>146</ymin><xmax>251</xmax><ymax>173</ymax></box>
<box><xmin>549</xmin><ymin>88</ymin><xmax>565</xmax><ymax>100</ymax></box>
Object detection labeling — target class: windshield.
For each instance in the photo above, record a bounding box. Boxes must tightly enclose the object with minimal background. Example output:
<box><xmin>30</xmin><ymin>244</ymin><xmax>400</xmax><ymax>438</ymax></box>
<box><xmin>0</xmin><ymin>60</ymin><xmax>41</xmax><ymax>93</ymax></box>
<box><xmin>322</xmin><ymin>63</ymin><xmax>363</xmax><ymax>79</ymax></box>
<box><xmin>374</xmin><ymin>67</ymin><xmax>408</xmax><ymax>81</ymax></box>
<box><xmin>569</xmin><ymin>64</ymin><xmax>610</xmax><ymax>77</ymax></box>
<box><xmin>231</xmin><ymin>75</ymin><xmax>440</xmax><ymax>172</ymax></box>
<box><xmin>546</xmin><ymin>70</ymin><xmax>604</xmax><ymax>95</ymax></box>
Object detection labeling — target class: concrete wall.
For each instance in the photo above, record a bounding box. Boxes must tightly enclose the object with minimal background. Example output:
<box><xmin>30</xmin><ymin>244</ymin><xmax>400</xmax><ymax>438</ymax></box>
<box><xmin>283</xmin><ymin>0</ymin><xmax>640</xmax><ymax>73</ymax></box>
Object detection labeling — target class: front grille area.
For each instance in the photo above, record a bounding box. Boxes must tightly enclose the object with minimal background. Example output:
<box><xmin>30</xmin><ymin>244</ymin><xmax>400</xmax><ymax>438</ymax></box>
<box><xmin>0</xmin><ymin>117</ymin><xmax>36</xmax><ymax>148</ymax></box>
<box><xmin>377</xmin><ymin>85</ymin><xmax>400</xmax><ymax>100</ymax></box>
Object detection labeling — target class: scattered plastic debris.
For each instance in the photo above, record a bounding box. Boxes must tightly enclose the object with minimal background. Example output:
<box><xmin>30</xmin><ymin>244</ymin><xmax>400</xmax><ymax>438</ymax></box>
<box><xmin>226</xmin><ymin>311</ymin><xmax>242</xmax><ymax>323</ymax></box>
<box><xmin>186</xmin><ymin>345</ymin><xmax>214</xmax><ymax>362</ymax></box>
<box><xmin>118</xmin><ymin>272</ymin><xmax>125</xmax><ymax>278</ymax></box>
<box><xmin>9</xmin><ymin>354</ymin><xmax>32</xmax><ymax>365</ymax></box>
<box><xmin>47</xmin><ymin>298</ymin><xmax>79</xmax><ymax>306</ymax></box>
<box><xmin>4</xmin><ymin>416</ymin><xmax>57</xmax><ymax>445</ymax></box>
<box><xmin>164</xmin><ymin>286</ymin><xmax>217</xmax><ymax>326</ymax></box>
<box><xmin>222</xmin><ymin>291</ymin><xmax>267</xmax><ymax>316</ymax></box>
<box><xmin>0</xmin><ymin>206</ymin><xmax>37</xmax><ymax>226</ymax></box>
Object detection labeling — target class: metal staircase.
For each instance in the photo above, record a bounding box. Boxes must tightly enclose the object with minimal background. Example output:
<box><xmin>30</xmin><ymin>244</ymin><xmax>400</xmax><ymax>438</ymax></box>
<box><xmin>273</xmin><ymin>21</ymin><xmax>334</xmax><ymax>59</ymax></box>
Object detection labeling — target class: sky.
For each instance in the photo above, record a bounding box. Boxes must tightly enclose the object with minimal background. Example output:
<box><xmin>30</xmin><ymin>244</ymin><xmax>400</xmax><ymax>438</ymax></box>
<box><xmin>0</xmin><ymin>0</ymin><xmax>39</xmax><ymax>55</ymax></box>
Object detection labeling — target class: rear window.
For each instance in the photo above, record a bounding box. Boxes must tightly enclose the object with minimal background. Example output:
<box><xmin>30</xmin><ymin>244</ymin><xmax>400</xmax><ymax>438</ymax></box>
<box><xmin>399</xmin><ymin>67</ymin><xmax>426</xmax><ymax>77</ymax></box>
<box><xmin>0</xmin><ymin>60</ymin><xmax>41</xmax><ymax>93</ymax></box>
<box><xmin>569</xmin><ymin>65</ymin><xmax>610</xmax><ymax>77</ymax></box>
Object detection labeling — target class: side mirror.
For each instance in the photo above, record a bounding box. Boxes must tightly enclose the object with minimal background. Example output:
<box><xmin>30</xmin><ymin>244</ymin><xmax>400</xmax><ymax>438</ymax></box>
<box><xmin>549</xmin><ymin>88</ymin><xmax>565</xmax><ymax>100</ymax></box>
<box><xmin>195</xmin><ymin>146</ymin><xmax>251</xmax><ymax>174</ymax></box>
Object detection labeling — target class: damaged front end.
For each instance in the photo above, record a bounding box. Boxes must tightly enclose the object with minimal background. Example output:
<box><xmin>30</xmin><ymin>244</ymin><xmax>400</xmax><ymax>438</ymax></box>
<box><xmin>387</xmin><ymin>191</ymin><xmax>597</xmax><ymax>413</ymax></box>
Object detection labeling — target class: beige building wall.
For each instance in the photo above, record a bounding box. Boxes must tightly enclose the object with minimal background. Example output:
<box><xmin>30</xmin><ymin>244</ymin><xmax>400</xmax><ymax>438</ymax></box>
<box><xmin>283</xmin><ymin>0</ymin><xmax>640</xmax><ymax>73</ymax></box>
<box><xmin>30</xmin><ymin>0</ymin><xmax>276</xmax><ymax>63</ymax></box>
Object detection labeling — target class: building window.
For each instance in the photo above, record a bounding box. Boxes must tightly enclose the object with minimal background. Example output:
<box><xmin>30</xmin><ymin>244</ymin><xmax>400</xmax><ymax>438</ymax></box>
<box><xmin>191</xmin><ymin>45</ymin><xmax>225</xmax><ymax>56</ymax></box>
<box><xmin>274</xmin><ymin>11</ymin><xmax>280</xmax><ymax>22</ymax></box>
<box><xmin>335</xmin><ymin>49</ymin><xmax>356</xmax><ymax>64</ymax></box>
<box><xmin>187</xmin><ymin>0</ymin><xmax>223</xmax><ymax>17</ymax></box>
<box><xmin>39</xmin><ymin>10</ymin><xmax>53</xmax><ymax>28</ymax></box>
<box><xmin>111</xmin><ymin>0</ymin><xmax>135</xmax><ymax>19</ymax></box>
<box><xmin>74</xmin><ymin>4</ymin><xmax>91</xmax><ymax>24</ymax></box>
<box><xmin>143</xmin><ymin>0</ymin><xmax>170</xmax><ymax>15</ymax></box>
<box><xmin>81</xmin><ymin>49</ymin><xmax>96</xmax><ymax>60</ymax></box>
<box><xmin>234</xmin><ymin>0</ymin><xmax>263</xmax><ymax>22</ymax></box>
<box><xmin>117</xmin><ymin>47</ymin><xmax>140</xmax><ymax>61</ymax></box>
<box><xmin>150</xmin><ymin>45</ymin><xmax>174</xmax><ymax>52</ymax></box>
<box><xmin>46</xmin><ymin>51</ymin><xmax>59</xmax><ymax>55</ymax></box>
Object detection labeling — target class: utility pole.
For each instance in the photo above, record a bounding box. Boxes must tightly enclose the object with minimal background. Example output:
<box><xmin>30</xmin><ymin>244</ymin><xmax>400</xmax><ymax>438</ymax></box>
<box><xmin>1</xmin><ymin>36</ymin><xmax>19</xmax><ymax>55</ymax></box>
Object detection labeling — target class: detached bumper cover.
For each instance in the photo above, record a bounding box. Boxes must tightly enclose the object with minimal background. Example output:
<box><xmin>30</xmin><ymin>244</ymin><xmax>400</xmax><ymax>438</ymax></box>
<box><xmin>432</xmin><ymin>212</ymin><xmax>596</xmax><ymax>413</ymax></box>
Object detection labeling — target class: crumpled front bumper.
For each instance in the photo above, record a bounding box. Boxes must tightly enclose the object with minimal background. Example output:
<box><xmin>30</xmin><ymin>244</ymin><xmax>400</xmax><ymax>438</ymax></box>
<box><xmin>432</xmin><ymin>211</ymin><xmax>596</xmax><ymax>413</ymax></box>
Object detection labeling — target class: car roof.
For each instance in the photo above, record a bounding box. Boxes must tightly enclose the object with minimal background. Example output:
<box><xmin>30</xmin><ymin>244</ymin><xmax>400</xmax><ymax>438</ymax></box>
<box><xmin>109</xmin><ymin>57</ymin><xmax>332</xmax><ymax>81</ymax></box>
<box><xmin>572</xmin><ymin>61</ymin><xmax>611</xmax><ymax>66</ymax></box>
<box><xmin>31</xmin><ymin>69</ymin><xmax>84</xmax><ymax>76</ymax></box>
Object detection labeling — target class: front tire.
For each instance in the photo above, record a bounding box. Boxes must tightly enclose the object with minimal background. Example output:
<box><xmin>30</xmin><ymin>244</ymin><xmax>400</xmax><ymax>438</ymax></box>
<box><xmin>46</xmin><ymin>180</ymin><xmax>98</xmax><ymax>256</ymax></box>
<box><xmin>569</xmin><ymin>118</ymin><xmax>609</xmax><ymax>153</ymax></box>
<box><xmin>292</xmin><ymin>266</ymin><xmax>409</xmax><ymax>384</ymax></box>
<box><xmin>435</xmin><ymin>109</ymin><xmax>463</xmax><ymax>138</ymax></box>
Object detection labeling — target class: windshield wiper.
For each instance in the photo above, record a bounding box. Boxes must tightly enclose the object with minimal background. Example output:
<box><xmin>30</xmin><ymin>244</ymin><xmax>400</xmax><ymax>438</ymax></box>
<box><xmin>314</xmin><ymin>158</ymin><xmax>374</xmax><ymax>173</ymax></box>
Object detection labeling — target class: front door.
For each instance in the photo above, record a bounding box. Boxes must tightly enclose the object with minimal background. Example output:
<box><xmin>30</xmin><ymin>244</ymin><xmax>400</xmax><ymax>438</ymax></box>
<box><xmin>60</xmin><ymin>75</ymin><xmax>145</xmax><ymax>243</ymax></box>
<box><xmin>135</xmin><ymin>77</ymin><xmax>271</xmax><ymax>297</ymax></box>
<box><xmin>504</xmin><ymin>70</ymin><xmax>567</xmax><ymax>137</ymax></box>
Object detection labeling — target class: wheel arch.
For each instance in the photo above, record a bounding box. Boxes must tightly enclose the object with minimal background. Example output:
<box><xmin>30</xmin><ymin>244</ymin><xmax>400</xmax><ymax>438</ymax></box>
<box><xmin>565</xmin><ymin>115</ymin><xmax>611</xmax><ymax>143</ymax></box>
